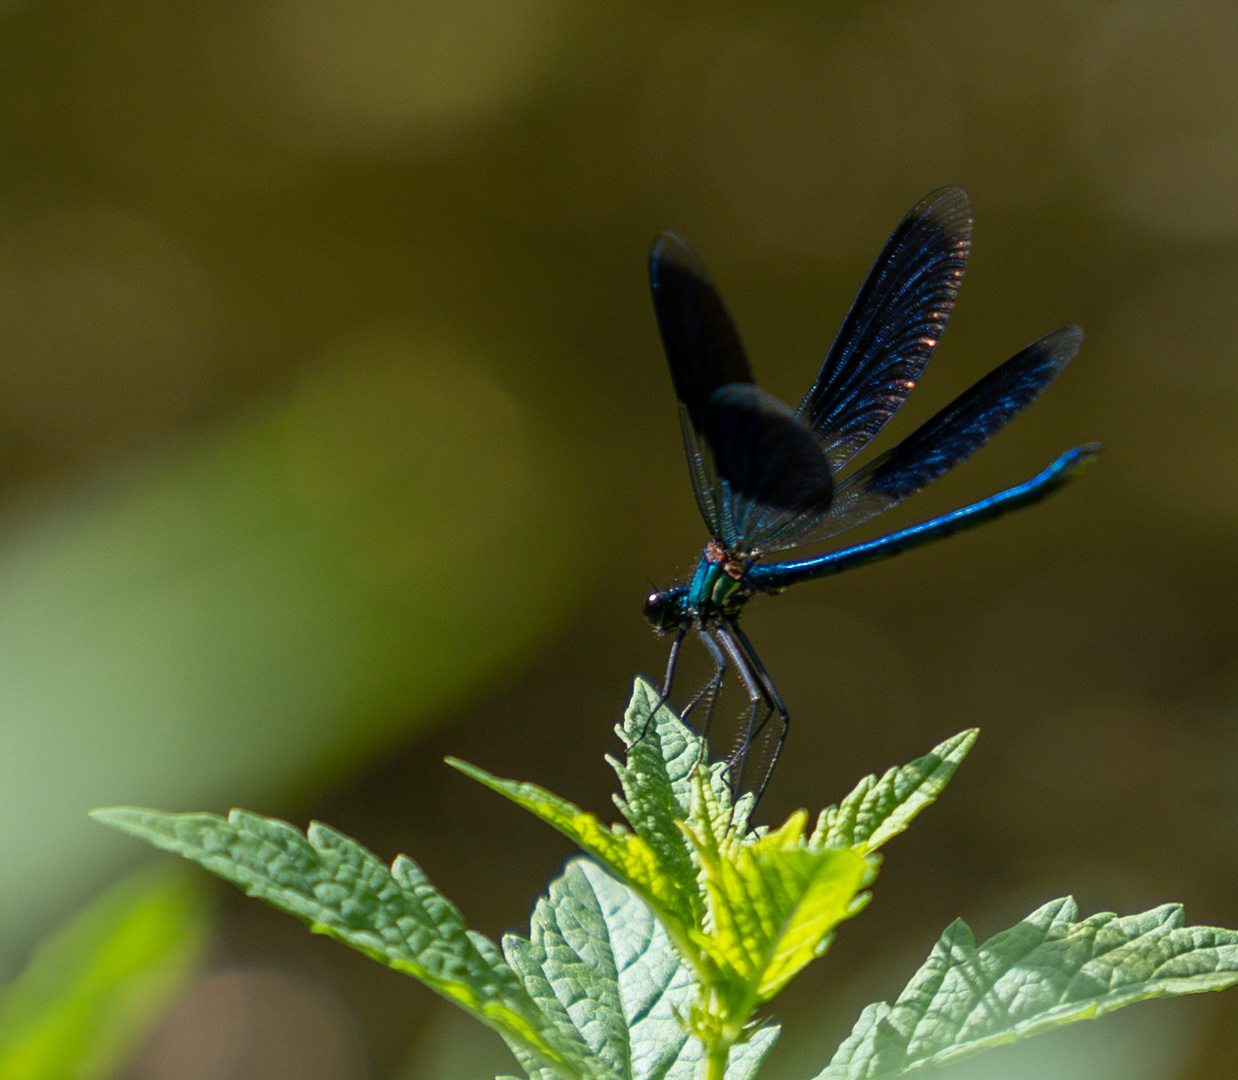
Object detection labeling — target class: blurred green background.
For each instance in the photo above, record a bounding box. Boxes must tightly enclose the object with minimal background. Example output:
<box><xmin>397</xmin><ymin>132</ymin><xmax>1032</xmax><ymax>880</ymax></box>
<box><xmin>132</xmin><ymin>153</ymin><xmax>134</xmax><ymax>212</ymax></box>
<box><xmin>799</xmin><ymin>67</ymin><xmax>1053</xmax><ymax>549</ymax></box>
<box><xmin>0</xmin><ymin>0</ymin><xmax>1236</xmax><ymax>1076</ymax></box>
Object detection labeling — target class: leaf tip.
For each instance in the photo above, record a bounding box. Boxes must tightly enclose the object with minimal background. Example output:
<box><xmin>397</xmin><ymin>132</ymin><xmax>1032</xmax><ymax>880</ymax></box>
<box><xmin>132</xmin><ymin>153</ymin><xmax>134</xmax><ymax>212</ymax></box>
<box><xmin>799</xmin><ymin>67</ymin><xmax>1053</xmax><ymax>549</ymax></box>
<box><xmin>90</xmin><ymin>806</ymin><xmax>151</xmax><ymax>830</ymax></box>
<box><xmin>445</xmin><ymin>756</ymin><xmax>491</xmax><ymax>785</ymax></box>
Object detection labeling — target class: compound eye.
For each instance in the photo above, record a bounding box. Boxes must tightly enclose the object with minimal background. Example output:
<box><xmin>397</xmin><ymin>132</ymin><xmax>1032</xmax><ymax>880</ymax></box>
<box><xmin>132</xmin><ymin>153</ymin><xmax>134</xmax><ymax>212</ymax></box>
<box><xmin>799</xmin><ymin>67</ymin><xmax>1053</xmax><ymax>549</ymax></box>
<box><xmin>643</xmin><ymin>590</ymin><xmax>666</xmax><ymax>626</ymax></box>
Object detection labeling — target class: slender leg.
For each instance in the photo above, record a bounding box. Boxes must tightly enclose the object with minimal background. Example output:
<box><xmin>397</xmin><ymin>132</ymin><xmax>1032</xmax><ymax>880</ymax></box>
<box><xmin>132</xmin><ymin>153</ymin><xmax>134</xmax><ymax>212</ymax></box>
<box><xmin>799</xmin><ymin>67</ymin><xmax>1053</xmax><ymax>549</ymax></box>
<box><xmin>640</xmin><ymin>628</ymin><xmax>687</xmax><ymax>741</ymax></box>
<box><xmin>644</xmin><ymin>625</ymin><xmax>726</xmax><ymax>745</ymax></box>
<box><xmin>723</xmin><ymin>622</ymin><xmax>790</xmax><ymax>804</ymax></box>
<box><xmin>648</xmin><ymin>624</ymin><xmax>722</xmax><ymax>777</ymax></box>
<box><xmin>655</xmin><ymin>626</ymin><xmax>722</xmax><ymax>719</ymax></box>
<box><xmin>712</xmin><ymin>626</ymin><xmax>770</xmax><ymax>799</ymax></box>
<box><xmin>662</xmin><ymin>629</ymin><xmax>685</xmax><ymax>697</ymax></box>
<box><xmin>693</xmin><ymin>628</ymin><xmax>729</xmax><ymax>740</ymax></box>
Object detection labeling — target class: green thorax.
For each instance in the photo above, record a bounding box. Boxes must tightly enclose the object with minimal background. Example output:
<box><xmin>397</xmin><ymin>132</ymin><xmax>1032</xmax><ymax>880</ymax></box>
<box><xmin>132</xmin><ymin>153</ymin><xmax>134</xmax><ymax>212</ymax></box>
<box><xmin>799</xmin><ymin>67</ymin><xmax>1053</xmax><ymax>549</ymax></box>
<box><xmin>686</xmin><ymin>540</ymin><xmax>754</xmax><ymax>620</ymax></box>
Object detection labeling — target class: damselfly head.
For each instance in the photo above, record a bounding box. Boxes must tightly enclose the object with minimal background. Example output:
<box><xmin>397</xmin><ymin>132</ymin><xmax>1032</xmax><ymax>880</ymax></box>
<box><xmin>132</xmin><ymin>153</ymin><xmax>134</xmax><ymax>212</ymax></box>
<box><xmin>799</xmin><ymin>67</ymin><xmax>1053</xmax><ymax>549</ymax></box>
<box><xmin>643</xmin><ymin>589</ymin><xmax>672</xmax><ymax>630</ymax></box>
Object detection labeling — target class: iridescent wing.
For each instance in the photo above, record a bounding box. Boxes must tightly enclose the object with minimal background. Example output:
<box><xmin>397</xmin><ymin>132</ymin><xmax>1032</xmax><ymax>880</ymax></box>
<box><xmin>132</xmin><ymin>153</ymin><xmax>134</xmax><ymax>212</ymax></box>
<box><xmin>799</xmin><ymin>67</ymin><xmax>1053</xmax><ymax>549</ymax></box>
<box><xmin>733</xmin><ymin>188</ymin><xmax>972</xmax><ymax>550</ymax></box>
<box><xmin>755</xmin><ymin>326</ymin><xmax>1083</xmax><ymax>554</ymax></box>
<box><xmin>798</xmin><ymin>187</ymin><xmax>972</xmax><ymax>472</ymax></box>
<box><xmin>650</xmin><ymin>232</ymin><xmax>747</xmax><ymax>540</ymax></box>
<box><xmin>650</xmin><ymin>232</ymin><xmax>832</xmax><ymax>541</ymax></box>
<box><xmin>649</xmin><ymin>232</ymin><xmax>754</xmax><ymax>432</ymax></box>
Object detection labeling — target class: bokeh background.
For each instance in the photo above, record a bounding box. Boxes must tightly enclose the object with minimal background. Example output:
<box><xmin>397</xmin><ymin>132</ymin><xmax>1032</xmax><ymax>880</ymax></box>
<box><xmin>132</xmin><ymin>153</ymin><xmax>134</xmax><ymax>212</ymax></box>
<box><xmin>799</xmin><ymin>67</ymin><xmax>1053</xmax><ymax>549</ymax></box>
<box><xmin>0</xmin><ymin>0</ymin><xmax>1236</xmax><ymax>1077</ymax></box>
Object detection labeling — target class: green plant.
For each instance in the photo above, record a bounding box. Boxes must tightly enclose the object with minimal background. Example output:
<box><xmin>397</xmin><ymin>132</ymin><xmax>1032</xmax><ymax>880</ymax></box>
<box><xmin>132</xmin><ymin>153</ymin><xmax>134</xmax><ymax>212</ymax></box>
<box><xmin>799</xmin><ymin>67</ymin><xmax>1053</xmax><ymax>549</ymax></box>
<box><xmin>0</xmin><ymin>868</ymin><xmax>211</xmax><ymax>1079</ymax></box>
<box><xmin>94</xmin><ymin>679</ymin><xmax>1238</xmax><ymax>1080</ymax></box>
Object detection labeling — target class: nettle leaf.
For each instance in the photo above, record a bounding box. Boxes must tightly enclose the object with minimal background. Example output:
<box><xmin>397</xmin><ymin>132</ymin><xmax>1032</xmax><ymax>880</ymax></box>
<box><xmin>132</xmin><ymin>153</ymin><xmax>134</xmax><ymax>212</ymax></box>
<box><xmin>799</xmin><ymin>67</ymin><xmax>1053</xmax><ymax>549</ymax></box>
<box><xmin>611</xmin><ymin>677</ymin><xmax>701</xmax><ymax>824</ymax></box>
<box><xmin>816</xmin><ymin>896</ymin><xmax>1238</xmax><ymax>1080</ymax></box>
<box><xmin>457</xmin><ymin>680</ymin><xmax>890</xmax><ymax>1042</ymax></box>
<box><xmin>448</xmin><ymin>760</ymin><xmax>700</xmax><ymax>943</ymax></box>
<box><xmin>0</xmin><ymin>867</ymin><xmax>210</xmax><ymax>1080</ymax></box>
<box><xmin>502</xmin><ymin>858</ymin><xmax>778</xmax><ymax>1080</ymax></box>
<box><xmin>812</xmin><ymin>730</ymin><xmax>977</xmax><ymax>854</ymax></box>
<box><xmin>607</xmin><ymin>677</ymin><xmax>708</xmax><ymax>920</ymax></box>
<box><xmin>91</xmin><ymin>808</ymin><xmax>596</xmax><ymax>1080</ymax></box>
<box><xmin>609</xmin><ymin>678</ymin><xmax>754</xmax><ymax>837</ymax></box>
<box><xmin>685</xmin><ymin>791</ymin><xmax>874</xmax><ymax>1012</ymax></box>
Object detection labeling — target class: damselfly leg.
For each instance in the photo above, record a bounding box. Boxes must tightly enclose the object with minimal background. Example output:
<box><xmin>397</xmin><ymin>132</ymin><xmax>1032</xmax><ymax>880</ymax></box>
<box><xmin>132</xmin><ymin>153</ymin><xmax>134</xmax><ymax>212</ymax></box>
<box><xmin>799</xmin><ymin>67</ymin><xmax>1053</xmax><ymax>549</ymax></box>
<box><xmin>717</xmin><ymin>623</ymin><xmax>789</xmax><ymax>801</ymax></box>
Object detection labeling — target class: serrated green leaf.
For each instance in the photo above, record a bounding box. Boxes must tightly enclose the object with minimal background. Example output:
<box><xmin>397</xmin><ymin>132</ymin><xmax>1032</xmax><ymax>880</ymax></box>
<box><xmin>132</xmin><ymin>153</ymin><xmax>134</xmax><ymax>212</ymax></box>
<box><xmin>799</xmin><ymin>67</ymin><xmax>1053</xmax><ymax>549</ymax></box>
<box><xmin>686</xmin><ymin>803</ymin><xmax>874</xmax><ymax>1011</ymax></box>
<box><xmin>448</xmin><ymin>760</ymin><xmax>699</xmax><ymax>941</ymax></box>
<box><xmin>91</xmin><ymin>807</ymin><xmax>597</xmax><ymax>1080</ymax></box>
<box><xmin>457</xmin><ymin>683</ymin><xmax>883</xmax><ymax>1046</ymax></box>
<box><xmin>606</xmin><ymin>677</ymin><xmax>706</xmax><ymax>922</ymax></box>
<box><xmin>726</xmin><ymin>1027</ymin><xmax>782</xmax><ymax>1080</ymax></box>
<box><xmin>0</xmin><ymin>867</ymin><xmax>210</xmax><ymax>1080</ymax></box>
<box><xmin>611</xmin><ymin>677</ymin><xmax>702</xmax><ymax>823</ymax></box>
<box><xmin>812</xmin><ymin>730</ymin><xmax>977</xmax><ymax>853</ymax></box>
<box><xmin>502</xmin><ymin>863</ymin><xmax>627</xmax><ymax>1080</ymax></box>
<box><xmin>609</xmin><ymin>679</ymin><xmax>749</xmax><ymax>835</ymax></box>
<box><xmin>816</xmin><ymin>896</ymin><xmax>1238</xmax><ymax>1079</ymax></box>
<box><xmin>503</xmin><ymin>858</ymin><xmax>779</xmax><ymax>1080</ymax></box>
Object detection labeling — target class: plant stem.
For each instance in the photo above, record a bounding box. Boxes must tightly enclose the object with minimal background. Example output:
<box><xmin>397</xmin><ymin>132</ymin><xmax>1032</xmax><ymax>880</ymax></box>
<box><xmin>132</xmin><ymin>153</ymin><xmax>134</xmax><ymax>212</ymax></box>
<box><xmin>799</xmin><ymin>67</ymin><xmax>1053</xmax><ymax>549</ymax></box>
<box><xmin>703</xmin><ymin>1040</ymin><xmax>731</xmax><ymax>1080</ymax></box>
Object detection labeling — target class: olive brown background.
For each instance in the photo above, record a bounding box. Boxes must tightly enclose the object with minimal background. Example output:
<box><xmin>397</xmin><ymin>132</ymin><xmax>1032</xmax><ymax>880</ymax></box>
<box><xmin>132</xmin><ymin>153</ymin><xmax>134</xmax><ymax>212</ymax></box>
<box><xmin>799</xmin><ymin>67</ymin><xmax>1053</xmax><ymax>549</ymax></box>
<box><xmin>0</xmin><ymin>1</ymin><xmax>1234</xmax><ymax>1077</ymax></box>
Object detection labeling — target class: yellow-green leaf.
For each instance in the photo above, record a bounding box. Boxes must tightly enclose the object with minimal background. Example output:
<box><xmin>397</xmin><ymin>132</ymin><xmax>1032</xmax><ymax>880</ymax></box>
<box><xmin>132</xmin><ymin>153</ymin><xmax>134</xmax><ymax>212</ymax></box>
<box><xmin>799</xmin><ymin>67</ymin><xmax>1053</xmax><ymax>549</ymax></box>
<box><xmin>686</xmin><ymin>806</ymin><xmax>873</xmax><ymax>1009</ymax></box>
<box><xmin>449</xmin><ymin>760</ymin><xmax>698</xmax><ymax>938</ymax></box>
<box><xmin>812</xmin><ymin>730</ymin><xmax>977</xmax><ymax>854</ymax></box>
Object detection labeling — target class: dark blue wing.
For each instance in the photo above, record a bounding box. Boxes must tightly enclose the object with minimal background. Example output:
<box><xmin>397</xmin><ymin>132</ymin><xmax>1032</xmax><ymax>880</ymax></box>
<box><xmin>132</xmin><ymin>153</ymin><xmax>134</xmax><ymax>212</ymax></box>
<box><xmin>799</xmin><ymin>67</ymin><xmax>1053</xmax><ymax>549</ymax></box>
<box><xmin>705</xmin><ymin>384</ymin><xmax>832</xmax><ymax>513</ymax></box>
<box><xmin>797</xmin><ymin>187</ymin><xmax>972</xmax><ymax>472</ymax></box>
<box><xmin>754</xmin><ymin>326</ymin><xmax>1083</xmax><ymax>554</ymax></box>
<box><xmin>651</xmin><ymin>232</ymin><xmax>752</xmax><ymax>538</ymax></box>
<box><xmin>676</xmin><ymin>406</ymin><xmax>723</xmax><ymax>539</ymax></box>
<box><xmin>650</xmin><ymin>232</ymin><xmax>754</xmax><ymax>433</ymax></box>
<box><xmin>650</xmin><ymin>232</ymin><xmax>832</xmax><ymax>539</ymax></box>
